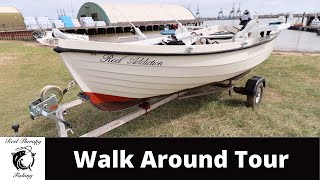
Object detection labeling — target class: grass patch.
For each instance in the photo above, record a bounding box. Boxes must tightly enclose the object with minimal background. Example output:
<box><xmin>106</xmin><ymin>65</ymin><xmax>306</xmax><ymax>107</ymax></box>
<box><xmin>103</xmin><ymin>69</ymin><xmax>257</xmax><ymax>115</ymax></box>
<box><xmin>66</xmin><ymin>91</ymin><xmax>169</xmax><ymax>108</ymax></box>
<box><xmin>0</xmin><ymin>42</ymin><xmax>319</xmax><ymax>137</ymax></box>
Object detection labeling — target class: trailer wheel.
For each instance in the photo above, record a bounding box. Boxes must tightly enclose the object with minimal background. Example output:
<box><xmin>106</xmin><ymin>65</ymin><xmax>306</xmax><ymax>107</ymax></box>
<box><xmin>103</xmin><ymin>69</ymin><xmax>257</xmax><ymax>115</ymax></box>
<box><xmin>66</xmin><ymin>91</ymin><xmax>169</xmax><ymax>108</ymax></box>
<box><xmin>246</xmin><ymin>82</ymin><xmax>264</xmax><ymax>108</ymax></box>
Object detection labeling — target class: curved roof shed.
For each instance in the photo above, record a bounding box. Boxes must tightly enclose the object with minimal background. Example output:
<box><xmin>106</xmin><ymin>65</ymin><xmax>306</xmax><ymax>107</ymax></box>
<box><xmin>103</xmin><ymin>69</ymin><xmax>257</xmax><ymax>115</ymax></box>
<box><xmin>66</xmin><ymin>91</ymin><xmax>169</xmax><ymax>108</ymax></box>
<box><xmin>0</xmin><ymin>6</ymin><xmax>25</xmax><ymax>31</ymax></box>
<box><xmin>77</xmin><ymin>2</ymin><xmax>196</xmax><ymax>26</ymax></box>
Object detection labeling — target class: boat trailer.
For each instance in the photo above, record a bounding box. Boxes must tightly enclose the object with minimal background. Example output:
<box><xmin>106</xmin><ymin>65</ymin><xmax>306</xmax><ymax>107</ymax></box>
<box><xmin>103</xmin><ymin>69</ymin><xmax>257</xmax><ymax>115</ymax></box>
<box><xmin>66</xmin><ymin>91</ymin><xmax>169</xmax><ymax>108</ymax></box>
<box><xmin>25</xmin><ymin>76</ymin><xmax>266</xmax><ymax>137</ymax></box>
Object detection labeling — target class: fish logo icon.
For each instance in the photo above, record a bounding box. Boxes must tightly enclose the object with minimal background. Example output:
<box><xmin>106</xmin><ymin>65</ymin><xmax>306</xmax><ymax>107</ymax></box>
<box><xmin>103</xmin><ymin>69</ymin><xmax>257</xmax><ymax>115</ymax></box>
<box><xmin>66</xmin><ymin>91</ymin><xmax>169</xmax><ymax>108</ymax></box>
<box><xmin>11</xmin><ymin>146</ymin><xmax>36</xmax><ymax>171</ymax></box>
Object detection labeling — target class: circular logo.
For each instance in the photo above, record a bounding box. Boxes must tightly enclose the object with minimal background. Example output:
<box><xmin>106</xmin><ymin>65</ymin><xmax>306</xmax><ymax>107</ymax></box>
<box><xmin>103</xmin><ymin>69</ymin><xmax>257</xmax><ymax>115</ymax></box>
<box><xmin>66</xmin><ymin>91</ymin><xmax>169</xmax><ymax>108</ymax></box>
<box><xmin>11</xmin><ymin>146</ymin><xmax>36</xmax><ymax>171</ymax></box>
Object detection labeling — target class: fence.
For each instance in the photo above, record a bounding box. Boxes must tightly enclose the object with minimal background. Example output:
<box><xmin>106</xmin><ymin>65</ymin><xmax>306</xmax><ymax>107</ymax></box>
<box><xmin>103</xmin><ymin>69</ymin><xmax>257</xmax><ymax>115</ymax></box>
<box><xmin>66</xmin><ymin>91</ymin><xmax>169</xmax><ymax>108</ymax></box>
<box><xmin>0</xmin><ymin>31</ymin><xmax>33</xmax><ymax>40</ymax></box>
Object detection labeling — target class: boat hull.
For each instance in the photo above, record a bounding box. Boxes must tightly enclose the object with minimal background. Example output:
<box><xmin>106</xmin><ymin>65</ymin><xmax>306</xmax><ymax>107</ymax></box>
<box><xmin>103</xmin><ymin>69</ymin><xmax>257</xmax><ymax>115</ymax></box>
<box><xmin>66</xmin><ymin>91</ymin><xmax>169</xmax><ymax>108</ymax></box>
<box><xmin>84</xmin><ymin>92</ymin><xmax>147</xmax><ymax>111</ymax></box>
<box><xmin>57</xmin><ymin>36</ymin><xmax>276</xmax><ymax>111</ymax></box>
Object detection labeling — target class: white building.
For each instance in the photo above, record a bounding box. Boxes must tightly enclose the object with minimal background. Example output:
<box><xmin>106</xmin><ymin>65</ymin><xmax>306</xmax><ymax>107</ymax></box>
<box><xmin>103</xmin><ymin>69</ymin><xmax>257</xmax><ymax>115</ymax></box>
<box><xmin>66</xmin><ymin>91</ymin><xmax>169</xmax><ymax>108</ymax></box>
<box><xmin>77</xmin><ymin>2</ymin><xmax>197</xmax><ymax>26</ymax></box>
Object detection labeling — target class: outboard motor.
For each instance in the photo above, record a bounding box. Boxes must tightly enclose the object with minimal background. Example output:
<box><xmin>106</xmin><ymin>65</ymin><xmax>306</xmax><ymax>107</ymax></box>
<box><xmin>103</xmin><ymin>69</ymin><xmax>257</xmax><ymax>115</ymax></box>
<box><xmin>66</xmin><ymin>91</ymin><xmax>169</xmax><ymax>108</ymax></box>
<box><xmin>240</xmin><ymin>10</ymin><xmax>252</xmax><ymax>30</ymax></box>
<box><xmin>235</xmin><ymin>14</ymin><xmax>259</xmax><ymax>39</ymax></box>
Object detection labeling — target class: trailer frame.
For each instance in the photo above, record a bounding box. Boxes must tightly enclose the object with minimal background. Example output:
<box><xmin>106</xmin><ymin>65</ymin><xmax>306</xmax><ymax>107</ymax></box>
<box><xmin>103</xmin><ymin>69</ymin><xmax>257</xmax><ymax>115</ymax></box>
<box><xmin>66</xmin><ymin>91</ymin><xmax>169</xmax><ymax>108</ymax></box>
<box><xmin>27</xmin><ymin>76</ymin><xmax>265</xmax><ymax>137</ymax></box>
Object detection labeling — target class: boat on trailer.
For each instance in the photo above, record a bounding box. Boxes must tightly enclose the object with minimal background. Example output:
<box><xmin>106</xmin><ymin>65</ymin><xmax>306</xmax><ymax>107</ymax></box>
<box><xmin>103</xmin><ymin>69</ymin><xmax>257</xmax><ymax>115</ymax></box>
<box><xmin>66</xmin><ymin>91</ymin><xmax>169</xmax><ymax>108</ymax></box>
<box><xmin>27</xmin><ymin>17</ymin><xmax>290</xmax><ymax>137</ymax></box>
<box><xmin>53</xmin><ymin>19</ymin><xmax>289</xmax><ymax>111</ymax></box>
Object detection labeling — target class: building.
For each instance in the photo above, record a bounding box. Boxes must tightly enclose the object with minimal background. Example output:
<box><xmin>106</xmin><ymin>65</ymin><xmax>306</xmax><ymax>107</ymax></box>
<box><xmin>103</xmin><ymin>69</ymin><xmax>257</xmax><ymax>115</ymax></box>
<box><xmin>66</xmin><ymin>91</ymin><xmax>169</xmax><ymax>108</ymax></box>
<box><xmin>0</xmin><ymin>6</ymin><xmax>25</xmax><ymax>31</ymax></box>
<box><xmin>77</xmin><ymin>2</ymin><xmax>197</xmax><ymax>26</ymax></box>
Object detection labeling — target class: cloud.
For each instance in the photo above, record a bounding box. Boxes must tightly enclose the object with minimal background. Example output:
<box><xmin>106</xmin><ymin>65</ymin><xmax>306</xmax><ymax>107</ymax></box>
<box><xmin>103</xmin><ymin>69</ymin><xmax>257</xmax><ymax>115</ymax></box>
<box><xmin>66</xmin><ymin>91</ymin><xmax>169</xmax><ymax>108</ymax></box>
<box><xmin>0</xmin><ymin>0</ymin><xmax>319</xmax><ymax>18</ymax></box>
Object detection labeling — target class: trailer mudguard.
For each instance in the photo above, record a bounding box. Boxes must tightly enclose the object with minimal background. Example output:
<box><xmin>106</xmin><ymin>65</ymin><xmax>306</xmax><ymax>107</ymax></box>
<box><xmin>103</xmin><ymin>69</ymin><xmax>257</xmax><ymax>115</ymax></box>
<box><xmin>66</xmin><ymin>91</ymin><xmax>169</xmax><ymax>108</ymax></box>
<box><xmin>244</xmin><ymin>76</ymin><xmax>266</xmax><ymax>96</ymax></box>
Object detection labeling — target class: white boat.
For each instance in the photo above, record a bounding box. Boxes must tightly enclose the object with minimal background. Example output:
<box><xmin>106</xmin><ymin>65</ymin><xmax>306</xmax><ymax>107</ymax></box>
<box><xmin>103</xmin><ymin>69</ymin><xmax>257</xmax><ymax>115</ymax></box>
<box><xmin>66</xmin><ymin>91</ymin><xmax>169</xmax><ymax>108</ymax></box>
<box><xmin>33</xmin><ymin>29</ymin><xmax>89</xmax><ymax>47</ymax></box>
<box><xmin>53</xmin><ymin>19</ymin><xmax>290</xmax><ymax>111</ymax></box>
<box><xmin>310</xmin><ymin>15</ymin><xmax>320</xmax><ymax>27</ymax></box>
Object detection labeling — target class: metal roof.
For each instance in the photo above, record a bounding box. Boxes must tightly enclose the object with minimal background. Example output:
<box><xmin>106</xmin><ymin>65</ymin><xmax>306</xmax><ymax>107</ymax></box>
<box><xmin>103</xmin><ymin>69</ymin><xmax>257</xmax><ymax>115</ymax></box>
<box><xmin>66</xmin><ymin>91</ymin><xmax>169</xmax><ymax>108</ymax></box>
<box><xmin>96</xmin><ymin>3</ymin><xmax>195</xmax><ymax>24</ymax></box>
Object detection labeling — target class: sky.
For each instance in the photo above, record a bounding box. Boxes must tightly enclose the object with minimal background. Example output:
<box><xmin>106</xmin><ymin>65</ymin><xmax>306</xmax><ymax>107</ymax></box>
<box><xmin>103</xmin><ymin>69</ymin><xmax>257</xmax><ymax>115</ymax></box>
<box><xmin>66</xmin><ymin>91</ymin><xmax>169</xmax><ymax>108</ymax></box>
<box><xmin>0</xmin><ymin>0</ymin><xmax>319</xmax><ymax>19</ymax></box>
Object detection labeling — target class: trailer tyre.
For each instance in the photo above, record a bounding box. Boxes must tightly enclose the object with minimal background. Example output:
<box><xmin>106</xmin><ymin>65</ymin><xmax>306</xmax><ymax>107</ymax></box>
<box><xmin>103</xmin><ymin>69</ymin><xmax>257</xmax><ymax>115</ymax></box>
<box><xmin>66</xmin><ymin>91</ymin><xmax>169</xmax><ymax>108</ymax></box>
<box><xmin>246</xmin><ymin>82</ymin><xmax>264</xmax><ymax>108</ymax></box>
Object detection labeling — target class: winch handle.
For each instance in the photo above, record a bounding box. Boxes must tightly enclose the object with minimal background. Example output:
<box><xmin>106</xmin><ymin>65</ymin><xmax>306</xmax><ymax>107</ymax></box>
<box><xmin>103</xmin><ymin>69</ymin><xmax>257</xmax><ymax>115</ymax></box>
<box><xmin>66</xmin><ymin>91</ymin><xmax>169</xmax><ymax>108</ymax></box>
<box><xmin>44</xmin><ymin>113</ymin><xmax>73</xmax><ymax>129</ymax></box>
<box><xmin>63</xmin><ymin>121</ymin><xmax>72</xmax><ymax>129</ymax></box>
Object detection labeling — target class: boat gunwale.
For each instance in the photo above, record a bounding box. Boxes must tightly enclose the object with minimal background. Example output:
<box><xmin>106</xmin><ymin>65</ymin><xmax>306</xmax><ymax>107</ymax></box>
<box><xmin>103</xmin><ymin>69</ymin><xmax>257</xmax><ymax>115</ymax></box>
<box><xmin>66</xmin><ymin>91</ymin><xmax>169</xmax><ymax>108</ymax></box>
<box><xmin>54</xmin><ymin>33</ymin><xmax>279</xmax><ymax>56</ymax></box>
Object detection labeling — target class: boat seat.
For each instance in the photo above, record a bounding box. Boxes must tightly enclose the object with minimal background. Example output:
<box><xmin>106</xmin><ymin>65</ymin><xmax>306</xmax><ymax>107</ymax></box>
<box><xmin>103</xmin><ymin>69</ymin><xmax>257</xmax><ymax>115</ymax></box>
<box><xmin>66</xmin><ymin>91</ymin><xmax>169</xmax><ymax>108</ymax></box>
<box><xmin>200</xmin><ymin>33</ymin><xmax>235</xmax><ymax>41</ymax></box>
<box><xmin>210</xmin><ymin>31</ymin><xmax>236</xmax><ymax>36</ymax></box>
<box><xmin>160</xmin><ymin>39</ymin><xmax>185</xmax><ymax>45</ymax></box>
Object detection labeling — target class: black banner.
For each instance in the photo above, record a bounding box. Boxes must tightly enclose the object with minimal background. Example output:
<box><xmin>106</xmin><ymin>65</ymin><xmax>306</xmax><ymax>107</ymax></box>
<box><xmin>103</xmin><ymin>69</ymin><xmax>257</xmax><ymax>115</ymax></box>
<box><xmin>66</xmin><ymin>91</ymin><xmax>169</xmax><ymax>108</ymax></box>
<box><xmin>45</xmin><ymin>138</ymin><xmax>319</xmax><ymax>180</ymax></box>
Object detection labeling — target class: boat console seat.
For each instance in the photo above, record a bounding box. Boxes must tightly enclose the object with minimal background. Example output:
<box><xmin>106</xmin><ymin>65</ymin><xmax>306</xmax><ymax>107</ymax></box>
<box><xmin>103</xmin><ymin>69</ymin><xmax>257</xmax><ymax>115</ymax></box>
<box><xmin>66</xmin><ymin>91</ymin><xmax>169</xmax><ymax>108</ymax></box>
<box><xmin>196</xmin><ymin>31</ymin><xmax>235</xmax><ymax>45</ymax></box>
<box><xmin>160</xmin><ymin>35</ymin><xmax>186</xmax><ymax>45</ymax></box>
<box><xmin>161</xmin><ymin>39</ymin><xmax>186</xmax><ymax>45</ymax></box>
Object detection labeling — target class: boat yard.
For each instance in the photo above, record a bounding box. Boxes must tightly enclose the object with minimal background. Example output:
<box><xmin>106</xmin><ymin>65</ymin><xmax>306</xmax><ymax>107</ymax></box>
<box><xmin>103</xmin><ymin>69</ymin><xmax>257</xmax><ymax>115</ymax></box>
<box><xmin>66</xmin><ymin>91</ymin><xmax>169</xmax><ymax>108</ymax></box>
<box><xmin>0</xmin><ymin>40</ymin><xmax>319</xmax><ymax>137</ymax></box>
<box><xmin>0</xmin><ymin>1</ymin><xmax>320</xmax><ymax>137</ymax></box>
<box><xmin>1</xmin><ymin>28</ymin><xmax>320</xmax><ymax>137</ymax></box>
<box><xmin>0</xmin><ymin>3</ymin><xmax>202</xmax><ymax>40</ymax></box>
